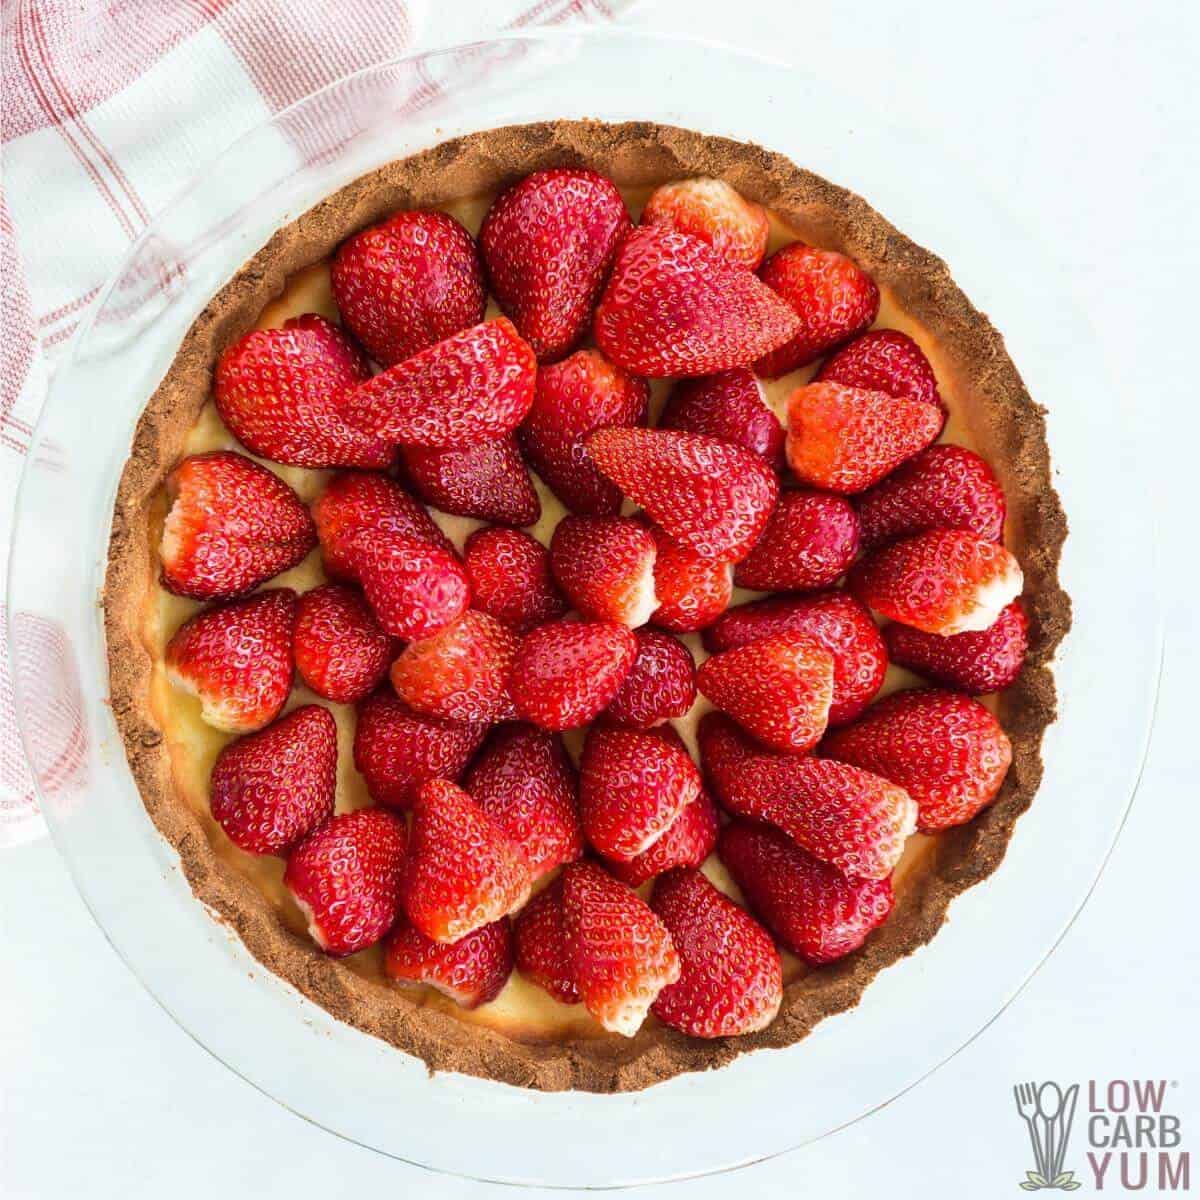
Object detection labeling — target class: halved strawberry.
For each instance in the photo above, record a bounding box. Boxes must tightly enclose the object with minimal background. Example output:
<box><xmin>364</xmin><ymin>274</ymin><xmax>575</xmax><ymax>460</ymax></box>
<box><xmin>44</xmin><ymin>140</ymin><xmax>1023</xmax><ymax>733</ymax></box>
<box><xmin>549</xmin><ymin>515</ymin><xmax>658</xmax><ymax>627</ymax></box>
<box><xmin>389</xmin><ymin>609</ymin><xmax>520</xmax><ymax>725</ymax></box>
<box><xmin>697</xmin><ymin>632</ymin><xmax>835</xmax><ymax>754</ymax></box>
<box><xmin>513</xmin><ymin>878</ymin><xmax>579</xmax><ymax>1004</ymax></box>
<box><xmin>353</xmin><ymin>687</ymin><xmax>486</xmax><ymax>811</ymax></box>
<box><xmin>165</xmin><ymin>588</ymin><xmax>296</xmax><ymax>732</ymax></box>
<box><xmin>604</xmin><ymin>628</ymin><xmax>696</xmax><ymax>728</ymax></box>
<box><xmin>560</xmin><ymin>861</ymin><xmax>680</xmax><ymax>1036</ymax></box>
<box><xmin>849</xmin><ymin>528</ymin><xmax>1023</xmax><ymax>636</ymax></box>
<box><xmin>349</xmin><ymin>530</ymin><xmax>470</xmax><ymax>641</ymax></box>
<box><xmin>703</xmin><ymin>591</ymin><xmax>887</xmax><ymax>726</ymax></box>
<box><xmin>293</xmin><ymin>583</ymin><xmax>393</xmax><ymax>704</ymax></box>
<box><xmin>754</xmin><ymin>242</ymin><xmax>880</xmax><ymax>377</ymax></box>
<box><xmin>816</xmin><ymin>328</ymin><xmax>944</xmax><ymax>427</ymax></box>
<box><xmin>404</xmin><ymin>779</ymin><xmax>532</xmax><ymax>943</ymax></box>
<box><xmin>585</xmin><ymin>427</ymin><xmax>778</xmax><ymax>562</ymax></box>
<box><xmin>594</xmin><ymin>226</ymin><xmax>800</xmax><ymax>377</ymax></box>
<box><xmin>463</xmin><ymin>723</ymin><xmax>584</xmax><ymax>880</ymax></box>
<box><xmin>213</xmin><ymin>315</ymin><xmax>390</xmax><ymax>468</ymax></box>
<box><xmin>722</xmin><ymin>752</ymin><xmax>916</xmax><ymax>880</ymax></box>
<box><xmin>384</xmin><ymin>916</ymin><xmax>512</xmax><ymax>1009</ymax></box>
<box><xmin>284</xmin><ymin>807</ymin><xmax>408</xmax><ymax>956</ymax></box>
<box><xmin>462</xmin><ymin>527</ymin><xmax>567</xmax><ymax>633</ymax></box>
<box><xmin>884</xmin><ymin>599</ymin><xmax>1029</xmax><ymax>694</ymax></box>
<box><xmin>331</xmin><ymin>209</ymin><xmax>486</xmax><ymax>367</ymax></box>
<box><xmin>508</xmin><ymin>619</ymin><xmax>637</xmax><ymax>731</ymax></box>
<box><xmin>608</xmin><ymin>788</ymin><xmax>718</xmax><ymax>887</ymax></box>
<box><xmin>785</xmin><ymin>382</ymin><xmax>942</xmax><ymax>494</ymax></box>
<box><xmin>342</xmin><ymin>317</ymin><xmax>536</xmax><ymax>447</ymax></box>
<box><xmin>160</xmin><ymin>451</ymin><xmax>316</xmax><ymax>600</ymax></box>
<box><xmin>210</xmin><ymin>704</ymin><xmax>336</xmax><ymax>855</ymax></box>
<box><xmin>658</xmin><ymin>367</ymin><xmax>784</xmax><ymax>469</ymax></box>
<box><xmin>311</xmin><ymin>470</ymin><xmax>453</xmax><ymax>582</ymax></box>
<box><xmin>580</xmin><ymin>723</ymin><xmax>702</xmax><ymax>862</ymax></box>
<box><xmin>733</xmin><ymin>488</ymin><xmax>860</xmax><ymax>593</ymax></box>
<box><xmin>639</xmin><ymin>178</ymin><xmax>770</xmax><ymax>270</ymax></box>
<box><xmin>650</xmin><ymin>867</ymin><xmax>782</xmax><ymax>1038</ymax></box>
<box><xmin>856</xmin><ymin>444</ymin><xmax>1007</xmax><ymax>548</ymax></box>
<box><xmin>719</xmin><ymin>821</ymin><xmax>895</xmax><ymax>965</ymax></box>
<box><xmin>647</xmin><ymin>523</ymin><xmax>733</xmax><ymax>633</ymax></box>
<box><xmin>480</xmin><ymin>168</ymin><xmax>630</xmax><ymax>362</ymax></box>
<box><xmin>822</xmin><ymin>688</ymin><xmax>1013</xmax><ymax>831</ymax></box>
<box><xmin>696</xmin><ymin>711</ymin><xmax>769</xmax><ymax>809</ymax></box>
<box><xmin>519</xmin><ymin>349</ymin><xmax>650</xmax><ymax>516</ymax></box>
<box><xmin>399</xmin><ymin>435</ymin><xmax>540</xmax><ymax>526</ymax></box>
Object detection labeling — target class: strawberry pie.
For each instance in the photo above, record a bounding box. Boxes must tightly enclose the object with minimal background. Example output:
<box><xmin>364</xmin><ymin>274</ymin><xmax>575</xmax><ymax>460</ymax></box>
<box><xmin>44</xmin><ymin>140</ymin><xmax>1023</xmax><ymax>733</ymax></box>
<box><xmin>104</xmin><ymin>121</ymin><xmax>1069</xmax><ymax>1092</ymax></box>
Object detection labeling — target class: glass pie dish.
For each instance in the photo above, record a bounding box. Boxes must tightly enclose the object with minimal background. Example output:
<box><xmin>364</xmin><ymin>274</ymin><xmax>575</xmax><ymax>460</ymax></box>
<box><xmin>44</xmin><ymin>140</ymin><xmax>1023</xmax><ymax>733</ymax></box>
<box><xmin>7</xmin><ymin>29</ymin><xmax>1162</xmax><ymax>1188</ymax></box>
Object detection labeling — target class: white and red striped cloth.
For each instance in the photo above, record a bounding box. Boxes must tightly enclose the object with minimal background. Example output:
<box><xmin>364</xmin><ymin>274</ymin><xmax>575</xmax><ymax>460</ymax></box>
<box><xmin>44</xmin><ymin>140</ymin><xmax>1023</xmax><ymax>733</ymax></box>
<box><xmin>0</xmin><ymin>0</ymin><xmax>628</xmax><ymax>846</ymax></box>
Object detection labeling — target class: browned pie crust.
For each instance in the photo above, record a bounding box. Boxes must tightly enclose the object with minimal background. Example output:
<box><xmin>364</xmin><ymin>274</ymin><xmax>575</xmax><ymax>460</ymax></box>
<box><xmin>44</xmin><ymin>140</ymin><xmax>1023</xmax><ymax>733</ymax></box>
<box><xmin>103</xmin><ymin>120</ymin><xmax>1071</xmax><ymax>1093</ymax></box>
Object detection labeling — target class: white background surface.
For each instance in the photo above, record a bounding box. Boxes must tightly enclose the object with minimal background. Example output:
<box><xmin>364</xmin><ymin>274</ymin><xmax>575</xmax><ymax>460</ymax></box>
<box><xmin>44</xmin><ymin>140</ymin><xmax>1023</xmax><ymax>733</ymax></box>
<box><xmin>3</xmin><ymin>2</ymin><xmax>1197</xmax><ymax>1196</ymax></box>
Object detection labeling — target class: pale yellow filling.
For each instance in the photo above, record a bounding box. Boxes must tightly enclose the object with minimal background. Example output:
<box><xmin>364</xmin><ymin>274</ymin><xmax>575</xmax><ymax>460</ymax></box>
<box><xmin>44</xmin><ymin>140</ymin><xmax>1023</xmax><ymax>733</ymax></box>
<box><xmin>146</xmin><ymin>189</ymin><xmax>999</xmax><ymax>1042</ymax></box>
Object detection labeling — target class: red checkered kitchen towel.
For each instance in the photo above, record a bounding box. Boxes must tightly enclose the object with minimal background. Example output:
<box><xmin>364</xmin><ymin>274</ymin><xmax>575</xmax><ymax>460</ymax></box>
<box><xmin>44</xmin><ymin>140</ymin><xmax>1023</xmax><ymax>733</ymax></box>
<box><xmin>0</xmin><ymin>0</ymin><xmax>627</xmax><ymax>847</ymax></box>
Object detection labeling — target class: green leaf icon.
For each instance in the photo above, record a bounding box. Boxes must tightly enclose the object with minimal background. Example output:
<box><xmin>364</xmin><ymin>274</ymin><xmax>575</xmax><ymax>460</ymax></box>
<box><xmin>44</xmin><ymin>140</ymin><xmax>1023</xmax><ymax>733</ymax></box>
<box><xmin>1020</xmin><ymin>1183</ymin><xmax>1040</xmax><ymax>1192</ymax></box>
<box><xmin>1061</xmin><ymin>1184</ymin><xmax>1082</xmax><ymax>1192</ymax></box>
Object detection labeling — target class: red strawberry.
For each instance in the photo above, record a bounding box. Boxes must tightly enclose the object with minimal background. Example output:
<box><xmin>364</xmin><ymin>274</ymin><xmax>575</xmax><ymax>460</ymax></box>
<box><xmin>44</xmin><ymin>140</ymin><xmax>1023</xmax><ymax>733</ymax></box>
<box><xmin>209</xmin><ymin>704</ymin><xmax>336</xmax><ymax>855</ymax></box>
<box><xmin>311</xmin><ymin>470</ymin><xmax>453</xmax><ymax>582</ymax></box>
<box><xmin>785</xmin><ymin>382</ymin><xmax>942</xmax><ymax>494</ymax></box>
<box><xmin>647</xmin><ymin>524</ymin><xmax>733</xmax><ymax>632</ymax></box>
<box><xmin>349</xmin><ymin>530</ymin><xmax>470</xmax><ymax>641</ymax></box>
<box><xmin>849</xmin><ymin>529</ymin><xmax>1023</xmax><ymax>635</ymax></box>
<box><xmin>463</xmin><ymin>723</ymin><xmax>584</xmax><ymax>880</ymax></box>
<box><xmin>560</xmin><ymin>861</ymin><xmax>680</xmax><ymax>1036</ymax></box>
<box><xmin>462</xmin><ymin>527</ymin><xmax>566</xmax><ymax>633</ymax></box>
<box><xmin>580</xmin><ymin>724</ymin><xmax>702</xmax><ymax>862</ymax></box>
<box><xmin>722</xmin><ymin>753</ymin><xmax>916</xmax><ymax>880</ymax></box>
<box><xmin>816</xmin><ymin>328</ymin><xmax>944</xmax><ymax>426</ymax></box>
<box><xmin>399</xmin><ymin>435</ymin><xmax>540</xmax><ymax>526</ymax></box>
<box><xmin>384</xmin><ymin>916</ymin><xmax>512</xmax><ymax>1009</ymax></box>
<box><xmin>697</xmin><ymin>632</ymin><xmax>835</xmax><ymax>754</ymax></box>
<box><xmin>856</xmin><ymin>444</ymin><xmax>1007</xmax><ymax>548</ymax></box>
<box><xmin>480</xmin><ymin>168</ymin><xmax>630</xmax><ymax>362</ymax></box>
<box><xmin>513</xmin><ymin>878</ymin><xmax>579</xmax><ymax>1004</ymax></box>
<box><xmin>639</xmin><ymin>178</ymin><xmax>770</xmax><ymax>270</ymax></box>
<box><xmin>342</xmin><ymin>317</ymin><xmax>536</xmax><ymax>447</ymax></box>
<box><xmin>703</xmin><ymin>591</ymin><xmax>887</xmax><ymax>725</ymax></box>
<box><xmin>650</xmin><ymin>868</ymin><xmax>782</xmax><ymax>1038</ymax></box>
<box><xmin>213</xmin><ymin>315</ymin><xmax>390</xmax><ymax>468</ymax></box>
<box><xmin>284</xmin><ymin>807</ymin><xmax>408</xmax><ymax>956</ymax></box>
<box><xmin>549</xmin><ymin>515</ymin><xmax>658</xmax><ymax>627</ymax></box>
<box><xmin>520</xmin><ymin>349</ymin><xmax>649</xmax><ymax>516</ymax></box>
<box><xmin>404</xmin><ymin>779</ymin><xmax>532</xmax><ymax>943</ymax></box>
<box><xmin>165</xmin><ymin>588</ymin><xmax>296</xmax><ymax>732</ymax></box>
<box><xmin>658</xmin><ymin>367</ymin><xmax>784</xmax><ymax>468</ymax></box>
<box><xmin>331</xmin><ymin>209</ymin><xmax>486</xmax><ymax>367</ymax></box>
<box><xmin>585</xmin><ymin>428</ymin><xmax>778</xmax><ymax>561</ymax></box>
<box><xmin>160</xmin><ymin>451</ymin><xmax>315</xmax><ymax>600</ymax></box>
<box><xmin>389</xmin><ymin>609</ymin><xmax>520</xmax><ymax>724</ymax></box>
<box><xmin>733</xmin><ymin>489</ymin><xmax>860</xmax><ymax>592</ymax></box>
<box><xmin>754</xmin><ymin>242</ymin><xmax>880</xmax><ymax>377</ymax></box>
<box><xmin>696</xmin><ymin>711</ymin><xmax>762</xmax><ymax>810</ymax></box>
<box><xmin>594</xmin><ymin>226</ymin><xmax>799</xmax><ymax>377</ymax></box>
<box><xmin>353</xmin><ymin>688</ymin><xmax>486</xmax><ymax>810</ymax></box>
<box><xmin>608</xmin><ymin>788</ymin><xmax>718</xmax><ymax>887</ymax></box>
<box><xmin>604</xmin><ymin>628</ymin><xmax>696</xmax><ymax>728</ymax></box>
<box><xmin>508</xmin><ymin>619</ymin><xmax>636</xmax><ymax>731</ymax></box>
<box><xmin>719</xmin><ymin>822</ymin><xmax>894</xmax><ymax>964</ymax></box>
<box><xmin>822</xmin><ymin>688</ymin><xmax>1013</xmax><ymax>831</ymax></box>
<box><xmin>293</xmin><ymin>583</ymin><xmax>393</xmax><ymax>704</ymax></box>
<box><xmin>884</xmin><ymin>599</ymin><xmax>1029</xmax><ymax>694</ymax></box>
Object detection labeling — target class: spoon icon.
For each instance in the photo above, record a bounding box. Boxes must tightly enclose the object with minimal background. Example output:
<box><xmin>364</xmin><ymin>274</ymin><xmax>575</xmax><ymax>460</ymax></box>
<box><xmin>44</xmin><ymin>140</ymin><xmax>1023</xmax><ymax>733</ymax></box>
<box><xmin>1037</xmin><ymin>1082</ymin><xmax>1064</xmax><ymax>1180</ymax></box>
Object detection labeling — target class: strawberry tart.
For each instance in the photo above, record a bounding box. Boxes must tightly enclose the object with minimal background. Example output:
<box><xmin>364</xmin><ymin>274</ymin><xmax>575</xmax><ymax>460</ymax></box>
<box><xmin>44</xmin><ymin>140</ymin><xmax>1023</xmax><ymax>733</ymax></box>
<box><xmin>104</xmin><ymin>121</ymin><xmax>1070</xmax><ymax>1092</ymax></box>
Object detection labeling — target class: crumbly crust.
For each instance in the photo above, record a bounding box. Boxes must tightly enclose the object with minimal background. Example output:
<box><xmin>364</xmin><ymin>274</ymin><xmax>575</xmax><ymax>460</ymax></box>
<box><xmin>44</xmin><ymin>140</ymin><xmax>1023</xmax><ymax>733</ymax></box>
<box><xmin>103</xmin><ymin>120</ymin><xmax>1071</xmax><ymax>1093</ymax></box>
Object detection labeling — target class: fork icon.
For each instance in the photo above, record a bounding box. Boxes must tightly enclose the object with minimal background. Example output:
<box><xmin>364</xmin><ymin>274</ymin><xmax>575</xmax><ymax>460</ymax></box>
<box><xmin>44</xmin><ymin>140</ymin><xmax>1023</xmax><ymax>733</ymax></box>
<box><xmin>1014</xmin><ymin>1082</ymin><xmax>1049</xmax><ymax>1178</ymax></box>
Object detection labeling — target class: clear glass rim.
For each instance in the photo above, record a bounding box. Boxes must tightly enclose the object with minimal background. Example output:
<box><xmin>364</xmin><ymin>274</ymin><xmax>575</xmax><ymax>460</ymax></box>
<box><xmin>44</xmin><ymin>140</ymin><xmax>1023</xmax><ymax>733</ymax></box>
<box><xmin>7</xmin><ymin>26</ymin><xmax>1166</xmax><ymax>1187</ymax></box>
